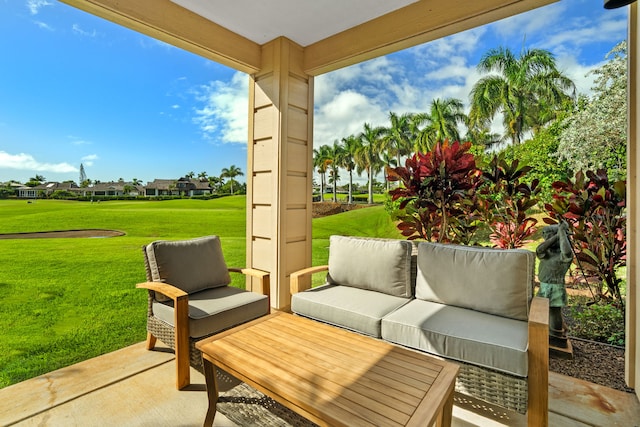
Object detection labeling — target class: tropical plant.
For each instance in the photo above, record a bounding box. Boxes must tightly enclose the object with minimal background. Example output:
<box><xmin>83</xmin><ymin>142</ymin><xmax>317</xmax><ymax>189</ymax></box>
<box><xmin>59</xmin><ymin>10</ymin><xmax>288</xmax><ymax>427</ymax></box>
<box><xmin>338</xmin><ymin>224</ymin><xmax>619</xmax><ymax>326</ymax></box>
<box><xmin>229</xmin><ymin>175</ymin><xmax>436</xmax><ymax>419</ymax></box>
<box><xmin>500</xmin><ymin>119</ymin><xmax>571</xmax><ymax>203</ymax></box>
<box><xmin>387</xmin><ymin>140</ymin><xmax>481</xmax><ymax>243</ymax></box>
<box><xmin>220</xmin><ymin>165</ymin><xmax>244</xmax><ymax>194</ymax></box>
<box><xmin>470</xmin><ymin>46</ymin><xmax>575</xmax><ymax>145</ymax></box>
<box><xmin>355</xmin><ymin>123</ymin><xmax>385</xmax><ymax>204</ymax></box>
<box><xmin>557</xmin><ymin>41</ymin><xmax>627</xmax><ymax>180</ymax></box>
<box><xmin>198</xmin><ymin>171</ymin><xmax>208</xmax><ymax>182</ymax></box>
<box><xmin>544</xmin><ymin>169</ymin><xmax>626</xmax><ymax>307</ymax></box>
<box><xmin>479</xmin><ymin>155</ymin><xmax>540</xmax><ymax>249</ymax></box>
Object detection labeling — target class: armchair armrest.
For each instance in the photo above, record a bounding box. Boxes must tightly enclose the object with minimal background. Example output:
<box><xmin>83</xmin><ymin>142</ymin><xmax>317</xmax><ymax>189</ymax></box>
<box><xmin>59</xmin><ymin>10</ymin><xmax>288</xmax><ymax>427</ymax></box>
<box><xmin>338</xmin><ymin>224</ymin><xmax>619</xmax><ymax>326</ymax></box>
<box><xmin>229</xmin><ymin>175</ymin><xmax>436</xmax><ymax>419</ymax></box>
<box><xmin>137</xmin><ymin>281</ymin><xmax>190</xmax><ymax>388</ymax></box>
<box><xmin>228</xmin><ymin>267</ymin><xmax>271</xmax><ymax>299</ymax></box>
<box><xmin>290</xmin><ymin>265</ymin><xmax>329</xmax><ymax>294</ymax></box>
<box><xmin>136</xmin><ymin>281</ymin><xmax>188</xmax><ymax>301</ymax></box>
<box><xmin>527</xmin><ymin>296</ymin><xmax>549</xmax><ymax>426</ymax></box>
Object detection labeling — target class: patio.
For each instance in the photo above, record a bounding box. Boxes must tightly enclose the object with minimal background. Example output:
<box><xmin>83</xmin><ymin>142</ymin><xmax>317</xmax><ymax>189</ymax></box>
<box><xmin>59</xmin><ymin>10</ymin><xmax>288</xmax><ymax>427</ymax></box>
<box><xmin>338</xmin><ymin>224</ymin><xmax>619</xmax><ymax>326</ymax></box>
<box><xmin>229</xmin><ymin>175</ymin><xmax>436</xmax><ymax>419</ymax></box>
<box><xmin>2</xmin><ymin>341</ymin><xmax>638</xmax><ymax>426</ymax></box>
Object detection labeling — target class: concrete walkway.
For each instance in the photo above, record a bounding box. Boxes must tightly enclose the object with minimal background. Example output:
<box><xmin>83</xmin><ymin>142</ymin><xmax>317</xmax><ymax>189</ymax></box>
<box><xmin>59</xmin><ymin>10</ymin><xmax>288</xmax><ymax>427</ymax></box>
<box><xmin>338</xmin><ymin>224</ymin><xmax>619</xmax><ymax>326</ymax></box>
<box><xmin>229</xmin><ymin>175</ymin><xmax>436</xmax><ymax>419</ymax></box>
<box><xmin>2</xmin><ymin>342</ymin><xmax>638</xmax><ymax>426</ymax></box>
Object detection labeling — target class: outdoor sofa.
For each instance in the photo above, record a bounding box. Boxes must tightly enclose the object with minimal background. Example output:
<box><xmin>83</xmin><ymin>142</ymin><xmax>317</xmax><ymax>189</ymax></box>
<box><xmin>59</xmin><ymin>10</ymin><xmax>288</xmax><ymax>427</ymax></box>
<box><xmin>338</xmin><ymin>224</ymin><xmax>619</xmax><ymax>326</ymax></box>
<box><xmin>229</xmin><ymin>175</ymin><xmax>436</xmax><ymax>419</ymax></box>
<box><xmin>290</xmin><ymin>235</ymin><xmax>549</xmax><ymax>426</ymax></box>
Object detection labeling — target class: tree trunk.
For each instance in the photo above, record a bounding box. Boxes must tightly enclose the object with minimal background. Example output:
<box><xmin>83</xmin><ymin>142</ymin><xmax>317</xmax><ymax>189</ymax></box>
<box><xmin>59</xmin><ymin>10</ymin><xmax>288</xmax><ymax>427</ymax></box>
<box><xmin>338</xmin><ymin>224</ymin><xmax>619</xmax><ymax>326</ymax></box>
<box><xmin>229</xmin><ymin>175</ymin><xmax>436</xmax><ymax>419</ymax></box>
<box><xmin>367</xmin><ymin>167</ymin><xmax>374</xmax><ymax>204</ymax></box>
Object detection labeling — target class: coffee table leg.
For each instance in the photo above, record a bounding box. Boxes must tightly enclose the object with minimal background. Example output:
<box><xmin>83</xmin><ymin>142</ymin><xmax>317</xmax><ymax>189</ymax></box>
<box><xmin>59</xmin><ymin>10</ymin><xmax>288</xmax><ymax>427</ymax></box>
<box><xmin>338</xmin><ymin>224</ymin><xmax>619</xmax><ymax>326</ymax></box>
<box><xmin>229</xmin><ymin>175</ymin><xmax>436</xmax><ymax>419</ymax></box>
<box><xmin>202</xmin><ymin>358</ymin><xmax>219</xmax><ymax>427</ymax></box>
<box><xmin>436</xmin><ymin>388</ymin><xmax>455</xmax><ymax>427</ymax></box>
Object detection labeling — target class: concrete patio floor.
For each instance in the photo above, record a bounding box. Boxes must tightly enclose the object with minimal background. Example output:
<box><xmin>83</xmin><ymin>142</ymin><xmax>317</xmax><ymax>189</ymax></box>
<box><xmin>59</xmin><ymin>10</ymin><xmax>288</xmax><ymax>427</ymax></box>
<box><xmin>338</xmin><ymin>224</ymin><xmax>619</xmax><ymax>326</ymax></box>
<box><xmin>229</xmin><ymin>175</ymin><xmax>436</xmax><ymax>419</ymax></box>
<box><xmin>2</xmin><ymin>341</ymin><xmax>639</xmax><ymax>427</ymax></box>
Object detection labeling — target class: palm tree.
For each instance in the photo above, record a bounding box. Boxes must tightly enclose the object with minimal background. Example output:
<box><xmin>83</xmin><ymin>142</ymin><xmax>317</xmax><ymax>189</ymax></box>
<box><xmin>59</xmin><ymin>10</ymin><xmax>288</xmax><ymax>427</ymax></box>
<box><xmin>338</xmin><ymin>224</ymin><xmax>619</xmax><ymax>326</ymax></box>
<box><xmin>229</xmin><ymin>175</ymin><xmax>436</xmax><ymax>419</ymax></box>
<box><xmin>208</xmin><ymin>176</ymin><xmax>222</xmax><ymax>193</ymax></box>
<box><xmin>313</xmin><ymin>145</ymin><xmax>332</xmax><ymax>201</ymax></box>
<box><xmin>186</xmin><ymin>171</ymin><xmax>195</xmax><ymax>179</ymax></box>
<box><xmin>198</xmin><ymin>171</ymin><xmax>208</xmax><ymax>182</ymax></box>
<box><xmin>470</xmin><ymin>46</ymin><xmax>575</xmax><ymax>145</ymax></box>
<box><xmin>337</xmin><ymin>135</ymin><xmax>359</xmax><ymax>204</ymax></box>
<box><xmin>327</xmin><ymin>142</ymin><xmax>343</xmax><ymax>202</ymax></box>
<box><xmin>220</xmin><ymin>165</ymin><xmax>243</xmax><ymax>194</ymax></box>
<box><xmin>382</xmin><ymin>112</ymin><xmax>413</xmax><ymax>167</ymax></box>
<box><xmin>380</xmin><ymin>151</ymin><xmax>398</xmax><ymax>192</ymax></box>
<box><xmin>355</xmin><ymin>123</ymin><xmax>385</xmax><ymax>204</ymax></box>
<box><xmin>423</xmin><ymin>98</ymin><xmax>466</xmax><ymax>146</ymax></box>
<box><xmin>407</xmin><ymin>113</ymin><xmax>431</xmax><ymax>153</ymax></box>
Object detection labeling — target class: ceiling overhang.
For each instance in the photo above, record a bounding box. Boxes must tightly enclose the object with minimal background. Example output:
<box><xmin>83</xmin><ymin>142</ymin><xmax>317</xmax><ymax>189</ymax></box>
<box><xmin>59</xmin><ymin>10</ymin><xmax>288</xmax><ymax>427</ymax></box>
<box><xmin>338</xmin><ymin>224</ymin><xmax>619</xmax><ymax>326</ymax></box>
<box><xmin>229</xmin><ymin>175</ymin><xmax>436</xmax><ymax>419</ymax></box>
<box><xmin>60</xmin><ymin>0</ymin><xmax>557</xmax><ymax>76</ymax></box>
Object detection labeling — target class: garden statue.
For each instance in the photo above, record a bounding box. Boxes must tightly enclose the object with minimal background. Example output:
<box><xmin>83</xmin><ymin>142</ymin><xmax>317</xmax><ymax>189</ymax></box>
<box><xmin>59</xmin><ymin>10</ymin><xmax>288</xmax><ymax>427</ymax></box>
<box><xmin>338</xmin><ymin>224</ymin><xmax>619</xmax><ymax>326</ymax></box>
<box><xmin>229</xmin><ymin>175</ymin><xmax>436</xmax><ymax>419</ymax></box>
<box><xmin>536</xmin><ymin>222</ymin><xmax>573</xmax><ymax>346</ymax></box>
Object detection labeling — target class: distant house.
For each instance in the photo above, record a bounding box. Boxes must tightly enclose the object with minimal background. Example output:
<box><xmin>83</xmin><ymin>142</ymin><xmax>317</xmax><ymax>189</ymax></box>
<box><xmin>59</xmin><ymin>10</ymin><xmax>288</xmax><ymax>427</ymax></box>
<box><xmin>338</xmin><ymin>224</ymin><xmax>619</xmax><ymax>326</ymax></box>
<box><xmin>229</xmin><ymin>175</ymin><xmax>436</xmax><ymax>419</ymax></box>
<box><xmin>17</xmin><ymin>182</ymin><xmax>79</xmax><ymax>198</ymax></box>
<box><xmin>75</xmin><ymin>181</ymin><xmax>145</xmax><ymax>198</ymax></box>
<box><xmin>15</xmin><ymin>178</ymin><xmax>212</xmax><ymax>199</ymax></box>
<box><xmin>145</xmin><ymin>178</ymin><xmax>212</xmax><ymax>197</ymax></box>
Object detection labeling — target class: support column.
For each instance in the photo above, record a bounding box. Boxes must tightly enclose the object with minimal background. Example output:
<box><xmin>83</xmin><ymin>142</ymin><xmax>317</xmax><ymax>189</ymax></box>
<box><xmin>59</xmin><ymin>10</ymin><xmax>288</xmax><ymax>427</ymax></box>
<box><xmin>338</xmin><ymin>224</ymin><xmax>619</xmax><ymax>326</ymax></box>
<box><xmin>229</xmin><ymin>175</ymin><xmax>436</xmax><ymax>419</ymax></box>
<box><xmin>627</xmin><ymin>2</ymin><xmax>639</xmax><ymax>394</ymax></box>
<box><xmin>247</xmin><ymin>37</ymin><xmax>314</xmax><ymax>310</ymax></box>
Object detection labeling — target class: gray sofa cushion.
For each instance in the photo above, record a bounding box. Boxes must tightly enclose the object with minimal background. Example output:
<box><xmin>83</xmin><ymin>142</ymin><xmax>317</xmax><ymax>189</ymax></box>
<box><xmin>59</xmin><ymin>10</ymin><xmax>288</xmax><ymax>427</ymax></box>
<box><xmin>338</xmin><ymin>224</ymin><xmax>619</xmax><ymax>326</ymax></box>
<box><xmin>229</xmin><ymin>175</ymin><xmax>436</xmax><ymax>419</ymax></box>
<box><xmin>381</xmin><ymin>299</ymin><xmax>529</xmax><ymax>377</ymax></box>
<box><xmin>291</xmin><ymin>283</ymin><xmax>411</xmax><ymax>338</ymax></box>
<box><xmin>415</xmin><ymin>242</ymin><xmax>534</xmax><ymax>321</ymax></box>
<box><xmin>153</xmin><ymin>286</ymin><xmax>269</xmax><ymax>338</ymax></box>
<box><xmin>328</xmin><ymin>235</ymin><xmax>414</xmax><ymax>297</ymax></box>
<box><xmin>145</xmin><ymin>235</ymin><xmax>232</xmax><ymax>302</ymax></box>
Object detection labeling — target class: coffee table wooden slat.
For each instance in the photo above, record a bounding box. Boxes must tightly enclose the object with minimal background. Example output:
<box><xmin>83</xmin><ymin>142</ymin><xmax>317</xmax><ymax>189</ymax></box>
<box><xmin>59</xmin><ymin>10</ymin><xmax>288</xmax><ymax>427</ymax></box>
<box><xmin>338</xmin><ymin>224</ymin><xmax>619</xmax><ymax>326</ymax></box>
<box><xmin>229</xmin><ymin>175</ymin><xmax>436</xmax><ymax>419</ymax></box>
<box><xmin>197</xmin><ymin>312</ymin><xmax>458</xmax><ymax>427</ymax></box>
<box><xmin>229</xmin><ymin>325</ymin><xmax>434</xmax><ymax>401</ymax></box>
<box><xmin>224</xmin><ymin>329</ymin><xmax>422</xmax><ymax>419</ymax></box>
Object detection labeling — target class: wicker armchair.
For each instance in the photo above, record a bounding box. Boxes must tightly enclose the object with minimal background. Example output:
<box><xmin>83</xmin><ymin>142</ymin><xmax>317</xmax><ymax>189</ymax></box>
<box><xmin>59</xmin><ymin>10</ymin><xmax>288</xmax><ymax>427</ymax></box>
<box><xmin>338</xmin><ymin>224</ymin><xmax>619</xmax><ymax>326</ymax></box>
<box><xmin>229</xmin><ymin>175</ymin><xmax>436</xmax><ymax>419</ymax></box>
<box><xmin>137</xmin><ymin>235</ymin><xmax>270</xmax><ymax>389</ymax></box>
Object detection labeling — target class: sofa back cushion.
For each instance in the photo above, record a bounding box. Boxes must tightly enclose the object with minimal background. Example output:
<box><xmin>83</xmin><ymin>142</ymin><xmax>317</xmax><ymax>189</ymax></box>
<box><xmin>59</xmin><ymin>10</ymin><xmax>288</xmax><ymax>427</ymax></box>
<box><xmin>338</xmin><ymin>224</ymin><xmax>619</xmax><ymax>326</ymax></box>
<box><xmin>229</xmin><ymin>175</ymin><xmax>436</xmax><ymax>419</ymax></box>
<box><xmin>415</xmin><ymin>242</ymin><xmax>534</xmax><ymax>320</ymax></box>
<box><xmin>328</xmin><ymin>235</ymin><xmax>413</xmax><ymax>298</ymax></box>
<box><xmin>145</xmin><ymin>235</ymin><xmax>231</xmax><ymax>301</ymax></box>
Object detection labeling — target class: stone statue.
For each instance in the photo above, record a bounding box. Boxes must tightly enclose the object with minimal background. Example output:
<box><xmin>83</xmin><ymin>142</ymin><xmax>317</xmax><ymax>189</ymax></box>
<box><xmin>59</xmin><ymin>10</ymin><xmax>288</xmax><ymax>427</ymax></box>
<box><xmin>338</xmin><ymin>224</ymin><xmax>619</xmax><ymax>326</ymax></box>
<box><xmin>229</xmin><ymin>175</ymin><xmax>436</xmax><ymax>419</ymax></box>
<box><xmin>536</xmin><ymin>222</ymin><xmax>573</xmax><ymax>343</ymax></box>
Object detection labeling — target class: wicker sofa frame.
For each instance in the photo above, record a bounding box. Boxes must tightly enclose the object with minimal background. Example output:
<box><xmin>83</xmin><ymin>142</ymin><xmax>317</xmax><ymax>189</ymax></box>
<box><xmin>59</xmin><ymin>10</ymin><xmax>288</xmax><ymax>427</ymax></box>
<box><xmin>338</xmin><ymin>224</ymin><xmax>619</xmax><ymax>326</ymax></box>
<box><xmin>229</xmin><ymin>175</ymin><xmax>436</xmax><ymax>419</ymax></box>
<box><xmin>290</xmin><ymin>237</ymin><xmax>549</xmax><ymax>426</ymax></box>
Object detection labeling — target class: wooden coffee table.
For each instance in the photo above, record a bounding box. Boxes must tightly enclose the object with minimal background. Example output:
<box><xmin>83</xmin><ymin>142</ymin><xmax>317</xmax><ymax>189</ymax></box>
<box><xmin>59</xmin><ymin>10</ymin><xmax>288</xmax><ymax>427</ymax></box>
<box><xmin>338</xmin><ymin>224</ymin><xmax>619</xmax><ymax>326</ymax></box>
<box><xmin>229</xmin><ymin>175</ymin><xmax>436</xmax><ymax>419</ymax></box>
<box><xmin>196</xmin><ymin>312</ymin><xmax>459</xmax><ymax>427</ymax></box>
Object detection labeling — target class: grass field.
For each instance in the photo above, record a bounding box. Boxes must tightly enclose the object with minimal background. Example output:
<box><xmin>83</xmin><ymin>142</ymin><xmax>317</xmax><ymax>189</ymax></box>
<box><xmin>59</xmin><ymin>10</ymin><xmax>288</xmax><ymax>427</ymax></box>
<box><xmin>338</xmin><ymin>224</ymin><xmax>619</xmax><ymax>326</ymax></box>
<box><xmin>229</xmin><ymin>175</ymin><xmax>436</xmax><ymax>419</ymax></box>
<box><xmin>0</xmin><ymin>197</ymin><xmax>398</xmax><ymax>387</ymax></box>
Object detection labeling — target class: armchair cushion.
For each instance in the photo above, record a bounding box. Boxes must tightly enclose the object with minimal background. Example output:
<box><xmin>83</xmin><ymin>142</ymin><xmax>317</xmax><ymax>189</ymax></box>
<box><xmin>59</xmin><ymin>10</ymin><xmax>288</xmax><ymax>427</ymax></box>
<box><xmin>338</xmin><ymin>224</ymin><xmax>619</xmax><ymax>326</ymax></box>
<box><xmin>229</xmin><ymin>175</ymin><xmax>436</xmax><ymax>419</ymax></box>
<box><xmin>415</xmin><ymin>242</ymin><xmax>534</xmax><ymax>321</ymax></box>
<box><xmin>152</xmin><ymin>286</ymin><xmax>269</xmax><ymax>338</ymax></box>
<box><xmin>145</xmin><ymin>235</ymin><xmax>231</xmax><ymax>302</ymax></box>
<box><xmin>327</xmin><ymin>235</ymin><xmax>413</xmax><ymax>297</ymax></box>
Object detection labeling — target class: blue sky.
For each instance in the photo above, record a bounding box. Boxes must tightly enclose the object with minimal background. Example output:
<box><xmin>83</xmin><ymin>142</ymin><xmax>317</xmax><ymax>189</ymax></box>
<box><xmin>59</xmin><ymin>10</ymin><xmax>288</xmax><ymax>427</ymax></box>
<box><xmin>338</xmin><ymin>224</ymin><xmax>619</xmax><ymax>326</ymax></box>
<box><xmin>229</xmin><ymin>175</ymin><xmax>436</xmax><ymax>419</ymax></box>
<box><xmin>0</xmin><ymin>0</ymin><xmax>628</xmax><ymax>185</ymax></box>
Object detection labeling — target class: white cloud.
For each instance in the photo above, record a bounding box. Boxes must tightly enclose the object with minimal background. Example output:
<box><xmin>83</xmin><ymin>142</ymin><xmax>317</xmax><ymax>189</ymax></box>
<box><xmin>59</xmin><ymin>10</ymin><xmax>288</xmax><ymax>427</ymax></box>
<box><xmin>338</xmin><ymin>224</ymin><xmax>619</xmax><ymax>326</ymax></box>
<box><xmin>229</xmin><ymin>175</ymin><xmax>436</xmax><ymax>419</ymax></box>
<box><xmin>27</xmin><ymin>0</ymin><xmax>52</xmax><ymax>15</ymax></box>
<box><xmin>69</xmin><ymin>136</ymin><xmax>92</xmax><ymax>146</ymax></box>
<box><xmin>0</xmin><ymin>151</ymin><xmax>77</xmax><ymax>173</ymax></box>
<box><xmin>193</xmin><ymin>71</ymin><xmax>248</xmax><ymax>144</ymax></box>
<box><xmin>314</xmin><ymin>90</ymin><xmax>387</xmax><ymax>146</ymax></box>
<box><xmin>81</xmin><ymin>154</ymin><xmax>98</xmax><ymax>167</ymax></box>
<box><xmin>72</xmin><ymin>24</ymin><xmax>97</xmax><ymax>38</ymax></box>
<box><xmin>34</xmin><ymin>21</ymin><xmax>53</xmax><ymax>31</ymax></box>
<box><xmin>493</xmin><ymin>2</ymin><xmax>567</xmax><ymax>40</ymax></box>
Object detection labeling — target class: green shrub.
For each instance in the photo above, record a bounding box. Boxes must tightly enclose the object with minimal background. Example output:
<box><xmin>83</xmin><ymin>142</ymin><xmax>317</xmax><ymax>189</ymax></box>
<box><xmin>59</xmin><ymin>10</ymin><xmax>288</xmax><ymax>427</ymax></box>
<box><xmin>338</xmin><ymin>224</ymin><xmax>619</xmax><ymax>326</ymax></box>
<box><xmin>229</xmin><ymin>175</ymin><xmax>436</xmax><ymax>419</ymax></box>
<box><xmin>570</xmin><ymin>302</ymin><xmax>625</xmax><ymax>347</ymax></box>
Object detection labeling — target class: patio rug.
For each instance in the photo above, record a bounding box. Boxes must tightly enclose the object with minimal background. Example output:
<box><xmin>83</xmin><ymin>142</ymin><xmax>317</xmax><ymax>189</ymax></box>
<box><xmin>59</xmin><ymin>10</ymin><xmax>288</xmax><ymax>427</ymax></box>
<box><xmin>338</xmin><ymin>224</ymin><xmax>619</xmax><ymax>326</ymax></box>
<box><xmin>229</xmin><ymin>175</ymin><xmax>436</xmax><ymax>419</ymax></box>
<box><xmin>216</xmin><ymin>376</ymin><xmax>318</xmax><ymax>427</ymax></box>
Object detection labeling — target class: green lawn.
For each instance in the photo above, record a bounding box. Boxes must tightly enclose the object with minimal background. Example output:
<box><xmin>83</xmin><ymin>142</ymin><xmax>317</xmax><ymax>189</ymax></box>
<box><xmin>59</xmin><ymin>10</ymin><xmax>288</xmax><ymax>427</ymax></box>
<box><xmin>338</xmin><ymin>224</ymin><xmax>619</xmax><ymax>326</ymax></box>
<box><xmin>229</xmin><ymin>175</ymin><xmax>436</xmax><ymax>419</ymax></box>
<box><xmin>0</xmin><ymin>197</ymin><xmax>398</xmax><ymax>387</ymax></box>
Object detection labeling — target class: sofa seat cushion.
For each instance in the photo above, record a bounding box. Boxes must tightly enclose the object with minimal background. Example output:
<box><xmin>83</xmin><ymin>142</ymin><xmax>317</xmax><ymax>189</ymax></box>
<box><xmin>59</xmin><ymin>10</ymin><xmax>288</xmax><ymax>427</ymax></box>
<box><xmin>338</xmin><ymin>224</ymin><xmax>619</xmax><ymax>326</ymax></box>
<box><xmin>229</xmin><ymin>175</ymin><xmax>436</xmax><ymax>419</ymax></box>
<box><xmin>291</xmin><ymin>283</ymin><xmax>411</xmax><ymax>338</ymax></box>
<box><xmin>153</xmin><ymin>286</ymin><xmax>269</xmax><ymax>338</ymax></box>
<box><xmin>328</xmin><ymin>235</ymin><xmax>414</xmax><ymax>297</ymax></box>
<box><xmin>381</xmin><ymin>299</ymin><xmax>528</xmax><ymax>377</ymax></box>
